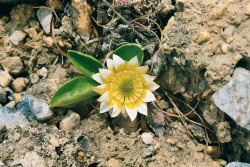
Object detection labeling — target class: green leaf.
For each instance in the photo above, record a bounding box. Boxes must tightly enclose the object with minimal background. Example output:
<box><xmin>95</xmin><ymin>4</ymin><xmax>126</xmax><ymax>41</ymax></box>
<box><xmin>112</xmin><ymin>44</ymin><xmax>144</xmax><ymax>65</ymax></box>
<box><xmin>50</xmin><ymin>76</ymin><xmax>98</xmax><ymax>108</ymax></box>
<box><xmin>67</xmin><ymin>50</ymin><xmax>103</xmax><ymax>78</ymax></box>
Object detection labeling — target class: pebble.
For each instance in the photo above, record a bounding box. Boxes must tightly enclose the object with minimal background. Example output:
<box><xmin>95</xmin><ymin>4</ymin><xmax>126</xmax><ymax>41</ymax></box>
<box><xmin>195</xmin><ymin>31</ymin><xmax>211</xmax><ymax>45</ymax></box>
<box><xmin>221</xmin><ymin>43</ymin><xmax>228</xmax><ymax>54</ymax></box>
<box><xmin>29</xmin><ymin>73</ymin><xmax>39</xmax><ymax>84</ymax></box>
<box><xmin>37</xmin><ymin>8</ymin><xmax>53</xmax><ymax>34</ymax></box>
<box><xmin>17</xmin><ymin>94</ymin><xmax>53</xmax><ymax>121</ymax></box>
<box><xmin>0</xmin><ymin>86</ymin><xmax>6</xmax><ymax>102</ymax></box>
<box><xmin>60</xmin><ymin>111</ymin><xmax>80</xmax><ymax>132</ymax></box>
<box><xmin>212</xmin><ymin>68</ymin><xmax>250</xmax><ymax>130</ymax></box>
<box><xmin>0</xmin><ymin>57</ymin><xmax>24</xmax><ymax>75</ymax></box>
<box><xmin>232</xmin><ymin>54</ymin><xmax>243</xmax><ymax>62</ymax></box>
<box><xmin>107</xmin><ymin>158</ymin><xmax>120</xmax><ymax>167</ymax></box>
<box><xmin>246</xmin><ymin>3</ymin><xmax>250</xmax><ymax>15</ymax></box>
<box><xmin>206</xmin><ymin>146</ymin><xmax>222</xmax><ymax>158</ymax></box>
<box><xmin>166</xmin><ymin>138</ymin><xmax>176</xmax><ymax>144</ymax></box>
<box><xmin>166</xmin><ymin>16</ymin><xmax>175</xmax><ymax>30</ymax></box>
<box><xmin>77</xmin><ymin>151</ymin><xmax>84</xmax><ymax>157</ymax></box>
<box><xmin>141</xmin><ymin>132</ymin><xmax>154</xmax><ymax>144</ymax></box>
<box><xmin>49</xmin><ymin>136</ymin><xmax>60</xmax><ymax>147</ymax></box>
<box><xmin>25</xmin><ymin>27</ymin><xmax>37</xmax><ymax>39</ymax></box>
<box><xmin>226</xmin><ymin>37</ymin><xmax>234</xmax><ymax>43</ymax></box>
<box><xmin>0</xmin><ymin>71</ymin><xmax>12</xmax><ymax>87</ymax></box>
<box><xmin>215</xmin><ymin>159</ymin><xmax>227</xmax><ymax>166</ymax></box>
<box><xmin>37</xmin><ymin>67</ymin><xmax>48</xmax><ymax>78</ymax></box>
<box><xmin>11</xmin><ymin>151</ymin><xmax>46</xmax><ymax>167</ymax></box>
<box><xmin>13</xmin><ymin>93</ymin><xmax>23</xmax><ymax>103</ymax></box>
<box><xmin>42</xmin><ymin>36</ymin><xmax>54</xmax><ymax>46</ymax></box>
<box><xmin>9</xmin><ymin>30</ymin><xmax>26</xmax><ymax>46</ymax></box>
<box><xmin>11</xmin><ymin>77</ymin><xmax>29</xmax><ymax>93</ymax></box>
<box><xmin>5</xmin><ymin>101</ymin><xmax>16</xmax><ymax>109</ymax></box>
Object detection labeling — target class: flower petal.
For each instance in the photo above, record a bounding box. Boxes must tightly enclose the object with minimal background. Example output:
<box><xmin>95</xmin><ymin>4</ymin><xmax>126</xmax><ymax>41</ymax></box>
<box><xmin>106</xmin><ymin>58</ymin><xmax>114</xmax><ymax>70</ymax></box>
<box><xmin>97</xmin><ymin>92</ymin><xmax>110</xmax><ymax>102</ymax></box>
<box><xmin>125</xmin><ymin>107</ymin><xmax>138</xmax><ymax>121</ymax></box>
<box><xmin>100</xmin><ymin>102</ymin><xmax>112</xmax><ymax>113</ymax></box>
<box><xmin>137</xmin><ymin>102</ymin><xmax>147</xmax><ymax>116</ymax></box>
<box><xmin>144</xmin><ymin>74</ymin><xmax>155</xmax><ymax>83</ymax></box>
<box><xmin>143</xmin><ymin>90</ymin><xmax>156</xmax><ymax>102</ymax></box>
<box><xmin>92</xmin><ymin>73</ymin><xmax>103</xmax><ymax>84</ymax></box>
<box><xmin>138</xmin><ymin>65</ymin><xmax>148</xmax><ymax>74</ymax></box>
<box><xmin>148</xmin><ymin>83</ymin><xmax>160</xmax><ymax>91</ymax></box>
<box><xmin>128</xmin><ymin>56</ymin><xmax>138</xmax><ymax>66</ymax></box>
<box><xmin>113</xmin><ymin>54</ymin><xmax>125</xmax><ymax>69</ymax></box>
<box><xmin>110</xmin><ymin>104</ymin><xmax>122</xmax><ymax>117</ymax></box>
<box><xmin>99</xmin><ymin>69</ymin><xmax>113</xmax><ymax>79</ymax></box>
<box><xmin>93</xmin><ymin>84</ymin><xmax>107</xmax><ymax>94</ymax></box>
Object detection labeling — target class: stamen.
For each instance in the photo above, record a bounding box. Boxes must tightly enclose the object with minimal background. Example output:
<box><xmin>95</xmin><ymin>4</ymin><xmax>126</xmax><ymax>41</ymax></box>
<box><xmin>119</xmin><ymin>78</ymin><xmax>134</xmax><ymax>95</ymax></box>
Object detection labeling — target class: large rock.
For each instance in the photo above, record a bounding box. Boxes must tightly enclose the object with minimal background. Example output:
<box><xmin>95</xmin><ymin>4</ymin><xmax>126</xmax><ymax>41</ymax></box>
<box><xmin>226</xmin><ymin>162</ymin><xmax>250</xmax><ymax>167</ymax></box>
<box><xmin>17</xmin><ymin>94</ymin><xmax>53</xmax><ymax>121</ymax></box>
<box><xmin>0</xmin><ymin>107</ymin><xmax>29</xmax><ymax>129</ymax></box>
<box><xmin>212</xmin><ymin>68</ymin><xmax>250</xmax><ymax>130</ymax></box>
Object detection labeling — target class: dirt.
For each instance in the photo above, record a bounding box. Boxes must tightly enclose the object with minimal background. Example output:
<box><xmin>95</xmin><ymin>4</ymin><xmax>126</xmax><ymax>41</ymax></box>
<box><xmin>0</xmin><ymin>0</ymin><xmax>249</xmax><ymax>166</ymax></box>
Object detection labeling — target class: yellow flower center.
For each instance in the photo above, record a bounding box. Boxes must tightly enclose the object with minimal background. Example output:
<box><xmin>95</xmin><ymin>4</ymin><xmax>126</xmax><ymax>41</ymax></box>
<box><xmin>119</xmin><ymin>78</ymin><xmax>134</xmax><ymax>95</ymax></box>
<box><xmin>109</xmin><ymin>70</ymin><xmax>143</xmax><ymax>103</ymax></box>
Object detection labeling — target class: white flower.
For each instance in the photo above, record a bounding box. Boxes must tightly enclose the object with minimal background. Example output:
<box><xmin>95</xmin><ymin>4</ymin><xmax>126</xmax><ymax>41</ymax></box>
<box><xmin>92</xmin><ymin>54</ymin><xmax>159</xmax><ymax>121</ymax></box>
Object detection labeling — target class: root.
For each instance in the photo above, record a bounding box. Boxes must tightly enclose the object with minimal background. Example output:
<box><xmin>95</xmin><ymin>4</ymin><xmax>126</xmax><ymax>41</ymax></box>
<box><xmin>153</xmin><ymin>89</ymin><xmax>221</xmax><ymax>158</ymax></box>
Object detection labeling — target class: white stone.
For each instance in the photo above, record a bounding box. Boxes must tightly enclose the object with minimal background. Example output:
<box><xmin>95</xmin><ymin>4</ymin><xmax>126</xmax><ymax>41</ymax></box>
<box><xmin>0</xmin><ymin>107</ymin><xmax>30</xmax><ymax>129</ymax></box>
<box><xmin>221</xmin><ymin>43</ymin><xmax>228</xmax><ymax>54</ymax></box>
<box><xmin>141</xmin><ymin>132</ymin><xmax>154</xmax><ymax>144</ymax></box>
<box><xmin>37</xmin><ymin>67</ymin><xmax>48</xmax><ymax>78</ymax></box>
<box><xmin>195</xmin><ymin>31</ymin><xmax>211</xmax><ymax>45</ymax></box>
<box><xmin>9</xmin><ymin>30</ymin><xmax>26</xmax><ymax>46</ymax></box>
<box><xmin>29</xmin><ymin>73</ymin><xmax>39</xmax><ymax>84</ymax></box>
<box><xmin>37</xmin><ymin>8</ymin><xmax>52</xmax><ymax>34</ymax></box>
<box><xmin>212</xmin><ymin>68</ymin><xmax>250</xmax><ymax>130</ymax></box>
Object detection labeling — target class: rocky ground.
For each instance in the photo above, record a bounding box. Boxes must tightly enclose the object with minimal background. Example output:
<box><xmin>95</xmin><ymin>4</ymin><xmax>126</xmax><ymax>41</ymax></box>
<box><xmin>0</xmin><ymin>0</ymin><xmax>250</xmax><ymax>166</ymax></box>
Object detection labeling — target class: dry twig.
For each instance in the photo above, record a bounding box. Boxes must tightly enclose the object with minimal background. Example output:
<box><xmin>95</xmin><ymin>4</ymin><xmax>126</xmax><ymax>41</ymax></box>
<box><xmin>102</xmin><ymin>0</ymin><xmax>148</xmax><ymax>43</ymax></box>
<box><xmin>153</xmin><ymin>89</ymin><xmax>220</xmax><ymax>158</ymax></box>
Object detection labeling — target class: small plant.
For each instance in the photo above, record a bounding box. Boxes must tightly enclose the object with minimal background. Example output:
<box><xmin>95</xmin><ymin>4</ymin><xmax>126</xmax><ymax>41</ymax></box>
<box><xmin>50</xmin><ymin>44</ymin><xmax>159</xmax><ymax>121</ymax></box>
